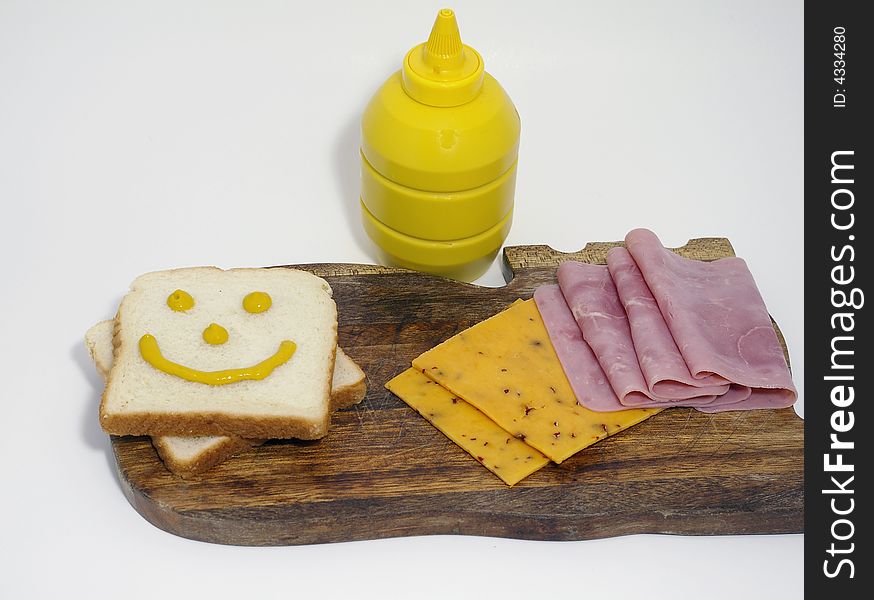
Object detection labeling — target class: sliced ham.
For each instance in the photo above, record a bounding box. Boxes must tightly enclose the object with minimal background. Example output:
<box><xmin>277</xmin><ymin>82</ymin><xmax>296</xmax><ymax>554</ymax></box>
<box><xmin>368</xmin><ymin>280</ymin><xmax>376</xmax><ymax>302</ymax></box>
<box><xmin>624</xmin><ymin>228</ymin><xmax>796</xmax><ymax>410</ymax></box>
<box><xmin>606</xmin><ymin>247</ymin><xmax>733</xmax><ymax>400</ymax></box>
<box><xmin>533</xmin><ymin>284</ymin><xmax>626</xmax><ymax>412</ymax></box>
<box><xmin>556</xmin><ymin>261</ymin><xmax>723</xmax><ymax>409</ymax></box>
<box><xmin>534</xmin><ymin>229</ymin><xmax>796</xmax><ymax>414</ymax></box>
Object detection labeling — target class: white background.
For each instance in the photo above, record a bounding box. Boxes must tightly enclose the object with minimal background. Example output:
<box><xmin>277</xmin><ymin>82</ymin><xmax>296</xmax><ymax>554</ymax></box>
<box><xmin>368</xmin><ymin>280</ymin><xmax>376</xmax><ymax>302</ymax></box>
<box><xmin>0</xmin><ymin>1</ymin><xmax>803</xmax><ymax>598</ymax></box>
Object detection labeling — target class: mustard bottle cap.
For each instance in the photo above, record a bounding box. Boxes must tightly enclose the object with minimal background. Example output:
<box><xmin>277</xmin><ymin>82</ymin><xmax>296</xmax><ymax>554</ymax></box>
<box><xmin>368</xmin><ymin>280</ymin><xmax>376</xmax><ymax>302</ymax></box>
<box><xmin>402</xmin><ymin>9</ymin><xmax>485</xmax><ymax>107</ymax></box>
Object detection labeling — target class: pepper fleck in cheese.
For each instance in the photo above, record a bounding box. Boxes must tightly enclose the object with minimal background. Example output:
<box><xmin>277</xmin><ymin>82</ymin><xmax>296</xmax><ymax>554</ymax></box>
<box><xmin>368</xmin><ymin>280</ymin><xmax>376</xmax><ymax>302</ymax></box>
<box><xmin>412</xmin><ymin>299</ymin><xmax>661</xmax><ymax>463</ymax></box>
<box><xmin>386</xmin><ymin>367</ymin><xmax>549</xmax><ymax>486</ymax></box>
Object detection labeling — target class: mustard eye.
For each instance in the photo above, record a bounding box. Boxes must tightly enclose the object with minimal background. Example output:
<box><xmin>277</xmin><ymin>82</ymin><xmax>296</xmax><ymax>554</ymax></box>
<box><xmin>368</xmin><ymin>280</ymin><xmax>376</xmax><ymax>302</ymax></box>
<box><xmin>167</xmin><ymin>289</ymin><xmax>195</xmax><ymax>312</ymax></box>
<box><xmin>243</xmin><ymin>291</ymin><xmax>272</xmax><ymax>314</ymax></box>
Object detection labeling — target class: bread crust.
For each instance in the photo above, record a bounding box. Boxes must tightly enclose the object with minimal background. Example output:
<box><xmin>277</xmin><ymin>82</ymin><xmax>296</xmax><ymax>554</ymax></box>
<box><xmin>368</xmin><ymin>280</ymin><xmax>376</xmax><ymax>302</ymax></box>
<box><xmin>329</xmin><ymin>380</ymin><xmax>367</xmax><ymax>411</ymax></box>
<box><xmin>100</xmin><ymin>410</ymin><xmax>331</xmax><ymax>439</ymax></box>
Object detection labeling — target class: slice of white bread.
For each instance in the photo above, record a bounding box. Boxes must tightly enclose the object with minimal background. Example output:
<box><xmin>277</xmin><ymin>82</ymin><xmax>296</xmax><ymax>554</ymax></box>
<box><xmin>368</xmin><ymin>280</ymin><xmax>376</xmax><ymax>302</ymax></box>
<box><xmin>153</xmin><ymin>435</ymin><xmax>258</xmax><ymax>479</ymax></box>
<box><xmin>100</xmin><ymin>267</ymin><xmax>338</xmax><ymax>439</ymax></box>
<box><xmin>86</xmin><ymin>319</ymin><xmax>366</xmax><ymax>477</ymax></box>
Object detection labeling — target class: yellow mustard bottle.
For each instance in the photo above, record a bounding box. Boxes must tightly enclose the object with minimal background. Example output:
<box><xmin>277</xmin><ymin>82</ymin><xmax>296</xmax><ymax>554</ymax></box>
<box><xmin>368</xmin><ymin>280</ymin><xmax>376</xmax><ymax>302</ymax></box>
<box><xmin>360</xmin><ymin>8</ymin><xmax>521</xmax><ymax>281</ymax></box>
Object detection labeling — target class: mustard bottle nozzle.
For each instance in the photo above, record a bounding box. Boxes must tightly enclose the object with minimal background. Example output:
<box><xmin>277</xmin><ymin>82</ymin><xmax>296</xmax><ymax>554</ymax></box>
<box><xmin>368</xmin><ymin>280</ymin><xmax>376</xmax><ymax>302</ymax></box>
<box><xmin>402</xmin><ymin>8</ymin><xmax>484</xmax><ymax>107</ymax></box>
<box><xmin>424</xmin><ymin>9</ymin><xmax>465</xmax><ymax>72</ymax></box>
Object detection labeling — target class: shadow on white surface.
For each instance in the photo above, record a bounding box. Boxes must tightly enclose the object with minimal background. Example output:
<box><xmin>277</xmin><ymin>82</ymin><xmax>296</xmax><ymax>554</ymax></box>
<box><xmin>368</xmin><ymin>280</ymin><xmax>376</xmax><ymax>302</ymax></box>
<box><xmin>333</xmin><ymin>111</ymin><xmax>378</xmax><ymax>263</ymax></box>
<box><xmin>70</xmin><ymin>340</ymin><xmax>121</xmax><ymax>489</ymax></box>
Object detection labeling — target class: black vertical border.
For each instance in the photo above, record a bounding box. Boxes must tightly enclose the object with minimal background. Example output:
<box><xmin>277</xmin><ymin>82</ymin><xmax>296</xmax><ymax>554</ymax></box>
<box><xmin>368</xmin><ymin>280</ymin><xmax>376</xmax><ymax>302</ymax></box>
<box><xmin>804</xmin><ymin>0</ymin><xmax>870</xmax><ymax>596</ymax></box>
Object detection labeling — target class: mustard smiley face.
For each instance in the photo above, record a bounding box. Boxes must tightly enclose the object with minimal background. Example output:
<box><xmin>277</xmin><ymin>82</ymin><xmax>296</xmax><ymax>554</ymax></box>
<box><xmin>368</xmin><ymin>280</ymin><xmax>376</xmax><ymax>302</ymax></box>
<box><xmin>138</xmin><ymin>289</ymin><xmax>296</xmax><ymax>385</ymax></box>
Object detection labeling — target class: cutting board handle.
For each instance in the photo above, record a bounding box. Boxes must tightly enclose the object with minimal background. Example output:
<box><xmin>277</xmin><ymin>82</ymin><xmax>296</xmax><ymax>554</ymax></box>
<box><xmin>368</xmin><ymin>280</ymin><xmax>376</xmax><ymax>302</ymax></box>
<box><xmin>502</xmin><ymin>237</ymin><xmax>736</xmax><ymax>275</ymax></box>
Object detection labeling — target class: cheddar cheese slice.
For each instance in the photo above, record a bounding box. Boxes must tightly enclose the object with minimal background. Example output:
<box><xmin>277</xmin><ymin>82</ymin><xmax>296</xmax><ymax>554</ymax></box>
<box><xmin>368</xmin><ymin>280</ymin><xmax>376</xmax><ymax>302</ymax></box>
<box><xmin>386</xmin><ymin>368</ymin><xmax>550</xmax><ymax>485</ymax></box>
<box><xmin>412</xmin><ymin>299</ymin><xmax>660</xmax><ymax>463</ymax></box>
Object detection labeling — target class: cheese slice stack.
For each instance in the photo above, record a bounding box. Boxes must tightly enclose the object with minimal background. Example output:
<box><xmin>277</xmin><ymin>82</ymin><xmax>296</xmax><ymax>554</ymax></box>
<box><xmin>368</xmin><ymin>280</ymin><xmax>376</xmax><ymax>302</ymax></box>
<box><xmin>386</xmin><ymin>299</ymin><xmax>660</xmax><ymax>485</ymax></box>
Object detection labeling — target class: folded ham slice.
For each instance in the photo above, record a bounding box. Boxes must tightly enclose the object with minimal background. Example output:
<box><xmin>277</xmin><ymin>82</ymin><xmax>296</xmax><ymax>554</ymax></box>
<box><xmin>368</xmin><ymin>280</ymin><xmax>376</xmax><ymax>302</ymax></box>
<box><xmin>624</xmin><ymin>228</ymin><xmax>796</xmax><ymax>411</ymax></box>
<box><xmin>556</xmin><ymin>261</ymin><xmax>726</xmax><ymax>409</ymax></box>
<box><xmin>606</xmin><ymin>246</ymin><xmax>751</xmax><ymax>408</ymax></box>
<box><xmin>533</xmin><ymin>285</ymin><xmax>626</xmax><ymax>412</ymax></box>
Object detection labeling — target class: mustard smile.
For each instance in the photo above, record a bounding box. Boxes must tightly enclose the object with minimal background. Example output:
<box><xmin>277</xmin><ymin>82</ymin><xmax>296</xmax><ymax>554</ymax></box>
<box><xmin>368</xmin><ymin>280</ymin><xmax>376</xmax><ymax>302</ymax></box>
<box><xmin>139</xmin><ymin>334</ymin><xmax>297</xmax><ymax>385</ymax></box>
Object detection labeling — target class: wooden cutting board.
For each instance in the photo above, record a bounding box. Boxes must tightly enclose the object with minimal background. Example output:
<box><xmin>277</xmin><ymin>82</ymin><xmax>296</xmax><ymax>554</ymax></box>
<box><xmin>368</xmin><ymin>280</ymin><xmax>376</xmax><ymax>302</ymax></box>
<box><xmin>111</xmin><ymin>238</ymin><xmax>803</xmax><ymax>546</ymax></box>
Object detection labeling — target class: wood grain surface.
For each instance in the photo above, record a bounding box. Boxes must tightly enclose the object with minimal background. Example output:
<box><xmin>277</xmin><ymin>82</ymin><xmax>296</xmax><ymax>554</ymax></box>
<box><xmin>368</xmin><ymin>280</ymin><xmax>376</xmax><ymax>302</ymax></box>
<box><xmin>111</xmin><ymin>239</ymin><xmax>803</xmax><ymax>546</ymax></box>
